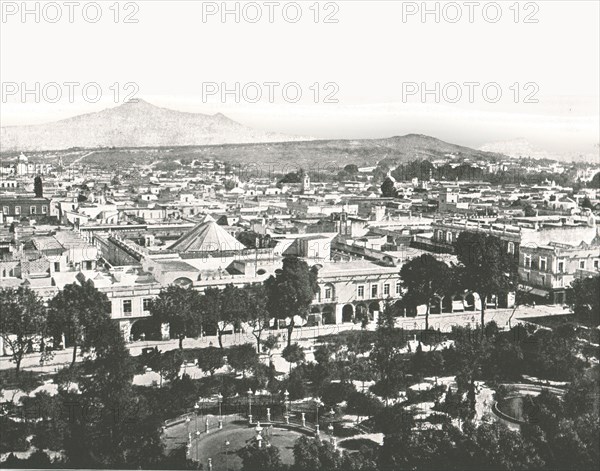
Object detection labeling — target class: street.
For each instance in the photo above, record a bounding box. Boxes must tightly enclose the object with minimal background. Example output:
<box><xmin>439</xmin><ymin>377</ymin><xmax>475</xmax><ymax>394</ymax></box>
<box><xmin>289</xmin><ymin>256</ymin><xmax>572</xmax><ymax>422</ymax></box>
<box><xmin>0</xmin><ymin>304</ymin><xmax>569</xmax><ymax>374</ymax></box>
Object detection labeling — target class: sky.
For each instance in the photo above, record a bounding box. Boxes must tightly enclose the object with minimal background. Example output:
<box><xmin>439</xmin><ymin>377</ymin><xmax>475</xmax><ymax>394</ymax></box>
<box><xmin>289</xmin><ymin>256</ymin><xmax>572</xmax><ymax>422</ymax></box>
<box><xmin>1</xmin><ymin>0</ymin><xmax>599</xmax><ymax>159</ymax></box>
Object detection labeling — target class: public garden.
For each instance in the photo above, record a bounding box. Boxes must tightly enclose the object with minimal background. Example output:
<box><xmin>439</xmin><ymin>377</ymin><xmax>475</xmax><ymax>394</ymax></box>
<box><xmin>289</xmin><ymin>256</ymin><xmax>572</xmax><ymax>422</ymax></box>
<box><xmin>1</xmin><ymin>248</ymin><xmax>599</xmax><ymax>470</ymax></box>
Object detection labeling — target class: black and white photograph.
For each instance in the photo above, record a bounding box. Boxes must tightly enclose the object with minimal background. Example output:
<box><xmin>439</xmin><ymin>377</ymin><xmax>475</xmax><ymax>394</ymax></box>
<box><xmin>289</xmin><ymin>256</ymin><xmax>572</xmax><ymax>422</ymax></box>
<box><xmin>0</xmin><ymin>1</ymin><xmax>599</xmax><ymax>470</ymax></box>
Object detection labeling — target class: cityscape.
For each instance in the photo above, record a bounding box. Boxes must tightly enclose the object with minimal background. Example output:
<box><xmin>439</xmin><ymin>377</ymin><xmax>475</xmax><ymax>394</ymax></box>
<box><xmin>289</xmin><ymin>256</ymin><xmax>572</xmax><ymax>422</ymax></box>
<box><xmin>1</xmin><ymin>1</ymin><xmax>599</xmax><ymax>471</ymax></box>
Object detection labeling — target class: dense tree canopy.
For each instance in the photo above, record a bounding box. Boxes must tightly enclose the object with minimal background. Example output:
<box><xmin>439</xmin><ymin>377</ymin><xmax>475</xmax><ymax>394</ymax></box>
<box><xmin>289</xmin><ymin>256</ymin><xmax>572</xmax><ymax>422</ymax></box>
<box><xmin>454</xmin><ymin>233</ymin><xmax>518</xmax><ymax>334</ymax></box>
<box><xmin>0</xmin><ymin>287</ymin><xmax>47</xmax><ymax>377</ymax></box>
<box><xmin>47</xmin><ymin>280</ymin><xmax>112</xmax><ymax>366</ymax></box>
<box><xmin>149</xmin><ymin>285</ymin><xmax>202</xmax><ymax>349</ymax></box>
<box><xmin>400</xmin><ymin>254</ymin><xmax>453</xmax><ymax>331</ymax></box>
<box><xmin>571</xmin><ymin>275</ymin><xmax>600</xmax><ymax>327</ymax></box>
<box><xmin>265</xmin><ymin>256</ymin><xmax>319</xmax><ymax>346</ymax></box>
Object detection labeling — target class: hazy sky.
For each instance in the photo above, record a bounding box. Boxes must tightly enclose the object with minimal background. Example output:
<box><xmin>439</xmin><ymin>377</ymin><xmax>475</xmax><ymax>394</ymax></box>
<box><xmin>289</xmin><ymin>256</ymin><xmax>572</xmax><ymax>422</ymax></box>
<box><xmin>1</xmin><ymin>1</ymin><xmax>599</xmax><ymax>158</ymax></box>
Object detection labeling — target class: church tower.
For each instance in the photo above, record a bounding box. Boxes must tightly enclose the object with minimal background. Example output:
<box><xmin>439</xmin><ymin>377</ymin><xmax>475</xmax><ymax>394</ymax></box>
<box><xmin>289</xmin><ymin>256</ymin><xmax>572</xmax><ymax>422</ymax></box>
<box><xmin>302</xmin><ymin>172</ymin><xmax>311</xmax><ymax>193</ymax></box>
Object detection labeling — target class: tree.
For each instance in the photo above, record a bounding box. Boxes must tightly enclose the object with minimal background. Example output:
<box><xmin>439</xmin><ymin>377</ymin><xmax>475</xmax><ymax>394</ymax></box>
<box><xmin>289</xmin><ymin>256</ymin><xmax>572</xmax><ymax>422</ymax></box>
<box><xmin>149</xmin><ymin>285</ymin><xmax>201</xmax><ymax>349</ymax></box>
<box><xmin>370</xmin><ymin>305</ymin><xmax>406</xmax><ymax>403</ymax></box>
<box><xmin>243</xmin><ymin>284</ymin><xmax>271</xmax><ymax>352</ymax></box>
<box><xmin>265</xmin><ymin>256</ymin><xmax>319</xmax><ymax>347</ymax></box>
<box><xmin>220</xmin><ymin>284</ymin><xmax>247</xmax><ymax>344</ymax></box>
<box><xmin>262</xmin><ymin>334</ymin><xmax>280</xmax><ymax>364</ymax></box>
<box><xmin>523</xmin><ymin>202</ymin><xmax>537</xmax><ymax>217</ymax></box>
<box><xmin>581</xmin><ymin>196</ymin><xmax>594</xmax><ymax>210</ymax></box>
<box><xmin>157</xmin><ymin>349</ymin><xmax>184</xmax><ymax>386</ymax></box>
<box><xmin>344</xmin><ymin>164</ymin><xmax>359</xmax><ymax>174</ymax></box>
<box><xmin>197</xmin><ymin>346</ymin><xmax>225</xmax><ymax>376</ymax></box>
<box><xmin>239</xmin><ymin>443</ymin><xmax>282</xmax><ymax>471</ymax></box>
<box><xmin>34</xmin><ymin>176</ymin><xmax>43</xmax><ymax>198</ymax></box>
<box><xmin>62</xmin><ymin>319</ymin><xmax>165</xmax><ymax>469</ymax></box>
<box><xmin>380</xmin><ymin>178</ymin><xmax>397</xmax><ymax>198</ymax></box>
<box><xmin>570</xmin><ymin>275</ymin><xmax>600</xmax><ymax>327</ymax></box>
<box><xmin>200</xmin><ymin>285</ymin><xmax>245</xmax><ymax>349</ymax></box>
<box><xmin>236</xmin><ymin>230</ymin><xmax>260</xmax><ymax>248</ymax></box>
<box><xmin>0</xmin><ymin>287</ymin><xmax>47</xmax><ymax>377</ymax></box>
<box><xmin>454</xmin><ymin>233</ymin><xmax>518</xmax><ymax>335</ymax></box>
<box><xmin>47</xmin><ymin>280</ymin><xmax>112</xmax><ymax>367</ymax></box>
<box><xmin>400</xmin><ymin>254</ymin><xmax>453</xmax><ymax>331</ymax></box>
<box><xmin>282</xmin><ymin>343</ymin><xmax>305</xmax><ymax>373</ymax></box>
<box><xmin>293</xmin><ymin>435</ymin><xmax>342</xmax><ymax>471</ymax></box>
<box><xmin>279</xmin><ymin>168</ymin><xmax>305</xmax><ymax>184</ymax></box>
<box><xmin>227</xmin><ymin>344</ymin><xmax>258</xmax><ymax>378</ymax></box>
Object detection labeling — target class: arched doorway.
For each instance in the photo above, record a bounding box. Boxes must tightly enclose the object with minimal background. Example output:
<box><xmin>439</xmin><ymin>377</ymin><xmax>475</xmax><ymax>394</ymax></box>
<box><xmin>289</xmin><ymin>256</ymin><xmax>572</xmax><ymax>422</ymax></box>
<box><xmin>322</xmin><ymin>306</ymin><xmax>336</xmax><ymax>325</ymax></box>
<box><xmin>342</xmin><ymin>304</ymin><xmax>354</xmax><ymax>323</ymax></box>
<box><xmin>131</xmin><ymin>317</ymin><xmax>161</xmax><ymax>341</ymax></box>
<box><xmin>355</xmin><ymin>303</ymin><xmax>368</xmax><ymax>324</ymax></box>
<box><xmin>308</xmin><ymin>306</ymin><xmax>322</xmax><ymax>326</ymax></box>
<box><xmin>368</xmin><ymin>301</ymin><xmax>380</xmax><ymax>321</ymax></box>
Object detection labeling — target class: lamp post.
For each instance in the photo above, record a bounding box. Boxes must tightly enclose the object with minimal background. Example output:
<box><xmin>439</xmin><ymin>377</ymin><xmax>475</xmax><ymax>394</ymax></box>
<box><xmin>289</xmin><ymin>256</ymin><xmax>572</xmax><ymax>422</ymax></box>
<box><xmin>195</xmin><ymin>430</ymin><xmax>200</xmax><ymax>468</ymax></box>
<box><xmin>284</xmin><ymin>390</ymin><xmax>290</xmax><ymax>424</ymax></box>
<box><xmin>194</xmin><ymin>403</ymin><xmax>199</xmax><ymax>433</ymax></box>
<box><xmin>186</xmin><ymin>416</ymin><xmax>191</xmax><ymax>442</ymax></box>
<box><xmin>315</xmin><ymin>397</ymin><xmax>323</xmax><ymax>426</ymax></box>
<box><xmin>217</xmin><ymin>393</ymin><xmax>223</xmax><ymax>429</ymax></box>
<box><xmin>224</xmin><ymin>440</ymin><xmax>230</xmax><ymax>471</ymax></box>
<box><xmin>247</xmin><ymin>389</ymin><xmax>253</xmax><ymax>422</ymax></box>
<box><xmin>255</xmin><ymin>422</ymin><xmax>264</xmax><ymax>448</ymax></box>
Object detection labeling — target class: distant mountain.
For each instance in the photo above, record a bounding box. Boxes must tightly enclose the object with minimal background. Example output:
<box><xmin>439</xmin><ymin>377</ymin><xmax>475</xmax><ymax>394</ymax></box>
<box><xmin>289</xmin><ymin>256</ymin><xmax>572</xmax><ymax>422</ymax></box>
<box><xmin>479</xmin><ymin>139</ymin><xmax>599</xmax><ymax>163</ymax></box>
<box><xmin>479</xmin><ymin>138</ymin><xmax>553</xmax><ymax>160</ymax></box>
<box><xmin>0</xmin><ymin>100</ymin><xmax>307</xmax><ymax>151</ymax></box>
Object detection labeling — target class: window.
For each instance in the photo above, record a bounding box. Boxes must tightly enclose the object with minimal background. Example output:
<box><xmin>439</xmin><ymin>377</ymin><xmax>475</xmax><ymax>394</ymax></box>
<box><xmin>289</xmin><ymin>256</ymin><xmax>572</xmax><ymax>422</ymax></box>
<box><xmin>540</xmin><ymin>258</ymin><xmax>547</xmax><ymax>271</ymax></box>
<box><xmin>579</xmin><ymin>260</ymin><xmax>586</xmax><ymax>270</ymax></box>
<box><xmin>54</xmin><ymin>262</ymin><xmax>60</xmax><ymax>272</ymax></box>
<box><xmin>594</xmin><ymin>260</ymin><xmax>599</xmax><ymax>269</ymax></box>
<box><xmin>2</xmin><ymin>206</ymin><xmax>8</xmax><ymax>215</ymax></box>
<box><xmin>357</xmin><ymin>285</ymin><xmax>365</xmax><ymax>298</ymax></box>
<box><xmin>507</xmin><ymin>242</ymin><xmax>514</xmax><ymax>255</ymax></box>
<box><xmin>15</xmin><ymin>206</ymin><xmax>21</xmax><ymax>215</ymax></box>
<box><xmin>371</xmin><ymin>284</ymin><xmax>378</xmax><ymax>298</ymax></box>
<box><xmin>324</xmin><ymin>287</ymin><xmax>332</xmax><ymax>299</ymax></box>
<box><xmin>540</xmin><ymin>275</ymin><xmax>545</xmax><ymax>286</ymax></box>
<box><xmin>396</xmin><ymin>282</ymin><xmax>401</xmax><ymax>295</ymax></box>
<box><xmin>123</xmin><ymin>300</ymin><xmax>132</xmax><ymax>316</ymax></box>
<box><xmin>558</xmin><ymin>261</ymin><xmax>564</xmax><ymax>273</ymax></box>
<box><xmin>143</xmin><ymin>298</ymin><xmax>151</xmax><ymax>311</ymax></box>
<box><xmin>30</xmin><ymin>206</ymin><xmax>36</xmax><ymax>214</ymax></box>
<box><xmin>446</xmin><ymin>232</ymin><xmax>453</xmax><ymax>243</ymax></box>
<box><xmin>525</xmin><ymin>256</ymin><xmax>531</xmax><ymax>268</ymax></box>
<box><xmin>526</xmin><ymin>271</ymin><xmax>530</xmax><ymax>281</ymax></box>
<box><xmin>41</xmin><ymin>206</ymin><xmax>47</xmax><ymax>214</ymax></box>
<box><xmin>383</xmin><ymin>284</ymin><xmax>390</xmax><ymax>296</ymax></box>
